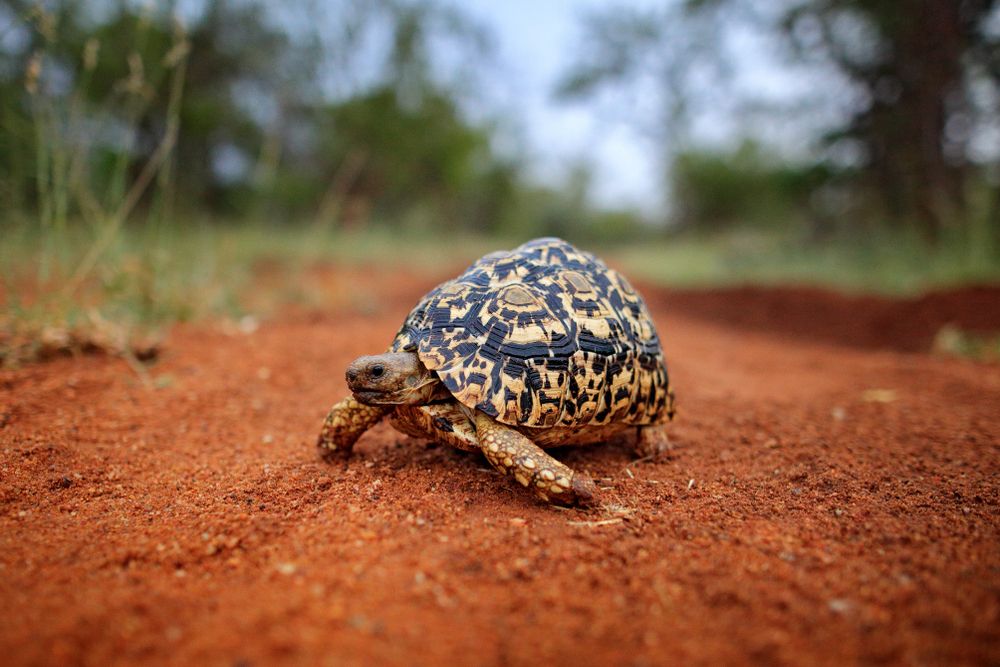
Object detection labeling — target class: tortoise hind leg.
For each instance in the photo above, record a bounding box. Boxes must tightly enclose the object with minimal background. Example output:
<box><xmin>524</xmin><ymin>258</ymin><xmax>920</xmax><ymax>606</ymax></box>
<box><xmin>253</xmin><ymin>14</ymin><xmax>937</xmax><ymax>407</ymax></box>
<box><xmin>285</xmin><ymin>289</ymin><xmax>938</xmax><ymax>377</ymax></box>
<box><xmin>317</xmin><ymin>396</ymin><xmax>389</xmax><ymax>458</ymax></box>
<box><xmin>633</xmin><ymin>425</ymin><xmax>672</xmax><ymax>460</ymax></box>
<box><xmin>474</xmin><ymin>412</ymin><xmax>598</xmax><ymax>507</ymax></box>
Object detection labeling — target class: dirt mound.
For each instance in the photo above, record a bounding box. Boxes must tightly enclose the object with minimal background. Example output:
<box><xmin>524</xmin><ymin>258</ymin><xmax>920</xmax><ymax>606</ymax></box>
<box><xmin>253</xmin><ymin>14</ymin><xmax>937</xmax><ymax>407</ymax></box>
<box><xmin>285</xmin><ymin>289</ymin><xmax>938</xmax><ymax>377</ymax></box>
<box><xmin>655</xmin><ymin>284</ymin><xmax>1000</xmax><ymax>352</ymax></box>
<box><xmin>1</xmin><ymin>278</ymin><xmax>998</xmax><ymax>665</ymax></box>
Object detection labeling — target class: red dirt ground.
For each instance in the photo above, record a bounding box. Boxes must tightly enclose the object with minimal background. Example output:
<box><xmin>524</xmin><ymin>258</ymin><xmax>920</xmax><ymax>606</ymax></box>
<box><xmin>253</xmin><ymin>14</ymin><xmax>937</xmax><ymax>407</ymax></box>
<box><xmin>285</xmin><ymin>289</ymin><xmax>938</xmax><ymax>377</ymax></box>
<box><xmin>2</xmin><ymin>269</ymin><xmax>999</xmax><ymax>666</ymax></box>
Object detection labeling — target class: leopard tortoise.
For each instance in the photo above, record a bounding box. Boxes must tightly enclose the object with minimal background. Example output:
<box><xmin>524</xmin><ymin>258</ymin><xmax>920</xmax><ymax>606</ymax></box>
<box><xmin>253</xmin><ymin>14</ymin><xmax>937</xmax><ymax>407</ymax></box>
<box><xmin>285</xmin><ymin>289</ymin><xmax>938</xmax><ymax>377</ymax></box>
<box><xmin>318</xmin><ymin>237</ymin><xmax>675</xmax><ymax>506</ymax></box>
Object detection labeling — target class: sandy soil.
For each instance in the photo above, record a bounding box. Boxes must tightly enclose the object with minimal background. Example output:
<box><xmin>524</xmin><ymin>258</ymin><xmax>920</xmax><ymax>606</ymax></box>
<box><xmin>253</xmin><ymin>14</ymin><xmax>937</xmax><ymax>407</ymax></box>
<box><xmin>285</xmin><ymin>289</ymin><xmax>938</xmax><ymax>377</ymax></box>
<box><xmin>2</xmin><ymin>268</ymin><xmax>999</xmax><ymax>666</ymax></box>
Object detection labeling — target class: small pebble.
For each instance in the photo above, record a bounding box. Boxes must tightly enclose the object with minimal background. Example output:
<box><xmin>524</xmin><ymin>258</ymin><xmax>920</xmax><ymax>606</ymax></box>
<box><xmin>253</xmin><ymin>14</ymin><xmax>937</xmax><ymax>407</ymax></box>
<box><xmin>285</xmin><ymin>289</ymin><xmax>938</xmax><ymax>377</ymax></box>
<box><xmin>828</xmin><ymin>599</ymin><xmax>852</xmax><ymax>614</ymax></box>
<box><xmin>238</xmin><ymin>315</ymin><xmax>259</xmax><ymax>334</ymax></box>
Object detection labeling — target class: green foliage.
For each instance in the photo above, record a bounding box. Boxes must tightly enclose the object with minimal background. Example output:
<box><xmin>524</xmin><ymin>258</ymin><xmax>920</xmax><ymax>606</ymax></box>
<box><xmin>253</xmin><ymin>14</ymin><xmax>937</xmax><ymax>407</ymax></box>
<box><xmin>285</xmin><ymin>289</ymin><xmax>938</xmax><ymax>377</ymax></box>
<box><xmin>0</xmin><ymin>0</ymin><xmax>514</xmax><ymax>224</ymax></box>
<box><xmin>317</xmin><ymin>85</ymin><xmax>504</xmax><ymax>228</ymax></box>
<box><xmin>0</xmin><ymin>0</ymin><xmax>305</xmax><ymax>219</ymax></box>
<box><xmin>672</xmin><ymin>142</ymin><xmax>838</xmax><ymax>230</ymax></box>
<box><xmin>779</xmin><ymin>0</ymin><xmax>999</xmax><ymax>237</ymax></box>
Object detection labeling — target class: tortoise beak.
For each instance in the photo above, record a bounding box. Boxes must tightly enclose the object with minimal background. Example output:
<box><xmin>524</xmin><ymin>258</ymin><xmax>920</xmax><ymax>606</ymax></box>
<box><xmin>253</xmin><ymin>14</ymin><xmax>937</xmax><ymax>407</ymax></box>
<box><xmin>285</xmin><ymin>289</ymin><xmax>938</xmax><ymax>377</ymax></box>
<box><xmin>351</xmin><ymin>390</ymin><xmax>389</xmax><ymax>405</ymax></box>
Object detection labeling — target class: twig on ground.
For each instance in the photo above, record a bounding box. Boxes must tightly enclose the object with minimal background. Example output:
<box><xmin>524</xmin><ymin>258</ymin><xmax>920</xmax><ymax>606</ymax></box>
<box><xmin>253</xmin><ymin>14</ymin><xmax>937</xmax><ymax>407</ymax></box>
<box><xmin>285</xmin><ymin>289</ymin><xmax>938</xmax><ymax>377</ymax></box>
<box><xmin>567</xmin><ymin>518</ymin><xmax>623</xmax><ymax>527</ymax></box>
<box><xmin>627</xmin><ymin>454</ymin><xmax>656</xmax><ymax>469</ymax></box>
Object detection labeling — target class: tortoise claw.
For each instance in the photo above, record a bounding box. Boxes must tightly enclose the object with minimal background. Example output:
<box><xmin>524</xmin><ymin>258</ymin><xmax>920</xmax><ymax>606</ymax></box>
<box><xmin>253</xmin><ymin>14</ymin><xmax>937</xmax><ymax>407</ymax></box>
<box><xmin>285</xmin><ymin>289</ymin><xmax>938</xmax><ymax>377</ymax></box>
<box><xmin>546</xmin><ymin>473</ymin><xmax>599</xmax><ymax>508</ymax></box>
<box><xmin>569</xmin><ymin>474</ymin><xmax>599</xmax><ymax>507</ymax></box>
<box><xmin>317</xmin><ymin>435</ymin><xmax>352</xmax><ymax>461</ymax></box>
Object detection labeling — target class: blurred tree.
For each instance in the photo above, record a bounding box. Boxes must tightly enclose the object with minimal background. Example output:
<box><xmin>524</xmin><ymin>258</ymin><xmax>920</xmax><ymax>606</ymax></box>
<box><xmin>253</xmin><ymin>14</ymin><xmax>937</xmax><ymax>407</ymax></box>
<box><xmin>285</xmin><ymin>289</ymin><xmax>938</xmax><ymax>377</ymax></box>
<box><xmin>315</xmin><ymin>85</ymin><xmax>497</xmax><ymax>228</ymax></box>
<box><xmin>302</xmin><ymin>0</ymin><xmax>517</xmax><ymax>231</ymax></box>
<box><xmin>780</xmin><ymin>0</ymin><xmax>999</xmax><ymax>239</ymax></box>
<box><xmin>0</xmin><ymin>0</ymin><xmax>512</xmax><ymax>226</ymax></box>
<box><xmin>556</xmin><ymin>2</ymin><xmax>726</xmax><ymax>169</ymax></box>
<box><xmin>1</xmin><ymin>0</ymin><xmax>641</xmax><ymax>235</ymax></box>
<box><xmin>673</xmin><ymin>141</ymin><xmax>839</xmax><ymax>231</ymax></box>
<box><xmin>0</xmin><ymin>0</ymin><xmax>316</xmax><ymax>217</ymax></box>
<box><xmin>558</xmin><ymin>0</ymin><xmax>1000</xmax><ymax>242</ymax></box>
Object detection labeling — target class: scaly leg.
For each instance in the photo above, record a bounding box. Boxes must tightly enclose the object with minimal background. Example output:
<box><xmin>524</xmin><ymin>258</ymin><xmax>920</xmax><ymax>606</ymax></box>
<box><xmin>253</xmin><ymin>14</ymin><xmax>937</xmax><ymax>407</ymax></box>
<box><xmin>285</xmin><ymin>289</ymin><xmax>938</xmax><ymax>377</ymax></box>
<box><xmin>317</xmin><ymin>396</ymin><xmax>389</xmax><ymax>458</ymax></box>
<box><xmin>634</xmin><ymin>425</ymin><xmax>672</xmax><ymax>459</ymax></box>
<box><xmin>474</xmin><ymin>412</ymin><xmax>598</xmax><ymax>507</ymax></box>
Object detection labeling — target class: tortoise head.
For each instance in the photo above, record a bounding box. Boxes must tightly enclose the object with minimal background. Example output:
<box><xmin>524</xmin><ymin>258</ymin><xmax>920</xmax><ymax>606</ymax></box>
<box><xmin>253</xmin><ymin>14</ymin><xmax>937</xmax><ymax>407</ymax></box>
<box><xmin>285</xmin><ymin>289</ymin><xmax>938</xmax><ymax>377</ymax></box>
<box><xmin>346</xmin><ymin>352</ymin><xmax>444</xmax><ymax>405</ymax></box>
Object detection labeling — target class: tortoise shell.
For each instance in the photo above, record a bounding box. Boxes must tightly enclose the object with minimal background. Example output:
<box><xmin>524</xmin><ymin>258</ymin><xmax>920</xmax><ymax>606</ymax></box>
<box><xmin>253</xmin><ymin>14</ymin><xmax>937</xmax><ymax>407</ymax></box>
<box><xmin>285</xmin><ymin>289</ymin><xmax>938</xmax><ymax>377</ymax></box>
<box><xmin>390</xmin><ymin>238</ymin><xmax>673</xmax><ymax>428</ymax></box>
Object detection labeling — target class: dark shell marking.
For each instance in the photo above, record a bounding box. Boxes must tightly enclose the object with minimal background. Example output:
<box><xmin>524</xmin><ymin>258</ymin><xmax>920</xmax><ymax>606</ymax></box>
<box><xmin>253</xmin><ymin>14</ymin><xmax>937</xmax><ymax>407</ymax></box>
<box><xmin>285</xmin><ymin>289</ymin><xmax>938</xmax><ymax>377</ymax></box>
<box><xmin>391</xmin><ymin>238</ymin><xmax>674</xmax><ymax>428</ymax></box>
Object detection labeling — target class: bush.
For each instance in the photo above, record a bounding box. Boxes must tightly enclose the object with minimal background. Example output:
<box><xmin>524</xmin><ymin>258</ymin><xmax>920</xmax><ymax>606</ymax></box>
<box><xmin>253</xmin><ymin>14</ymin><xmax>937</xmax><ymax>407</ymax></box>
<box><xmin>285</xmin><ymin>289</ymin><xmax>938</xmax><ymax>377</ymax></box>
<box><xmin>672</xmin><ymin>141</ymin><xmax>836</xmax><ymax>231</ymax></box>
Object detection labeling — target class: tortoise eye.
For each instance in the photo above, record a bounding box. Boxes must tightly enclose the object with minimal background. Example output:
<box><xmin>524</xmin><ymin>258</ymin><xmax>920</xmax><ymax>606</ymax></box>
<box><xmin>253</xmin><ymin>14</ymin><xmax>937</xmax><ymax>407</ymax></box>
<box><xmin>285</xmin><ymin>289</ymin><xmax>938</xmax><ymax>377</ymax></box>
<box><xmin>370</xmin><ymin>364</ymin><xmax>385</xmax><ymax>378</ymax></box>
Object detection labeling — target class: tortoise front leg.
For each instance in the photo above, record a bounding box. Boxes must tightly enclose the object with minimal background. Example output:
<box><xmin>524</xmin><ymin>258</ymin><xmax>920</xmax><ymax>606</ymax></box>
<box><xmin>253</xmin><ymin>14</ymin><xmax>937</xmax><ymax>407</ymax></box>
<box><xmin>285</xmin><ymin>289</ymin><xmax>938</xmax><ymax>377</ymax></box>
<box><xmin>317</xmin><ymin>396</ymin><xmax>390</xmax><ymax>458</ymax></box>
<box><xmin>474</xmin><ymin>412</ymin><xmax>598</xmax><ymax>507</ymax></box>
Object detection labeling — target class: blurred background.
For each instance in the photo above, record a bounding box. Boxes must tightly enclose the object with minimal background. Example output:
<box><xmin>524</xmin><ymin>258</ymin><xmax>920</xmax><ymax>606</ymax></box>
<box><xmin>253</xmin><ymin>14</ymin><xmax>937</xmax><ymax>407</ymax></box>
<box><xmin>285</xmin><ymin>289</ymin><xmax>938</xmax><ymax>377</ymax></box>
<box><xmin>1</xmin><ymin>0</ymin><xmax>999</xmax><ymax>361</ymax></box>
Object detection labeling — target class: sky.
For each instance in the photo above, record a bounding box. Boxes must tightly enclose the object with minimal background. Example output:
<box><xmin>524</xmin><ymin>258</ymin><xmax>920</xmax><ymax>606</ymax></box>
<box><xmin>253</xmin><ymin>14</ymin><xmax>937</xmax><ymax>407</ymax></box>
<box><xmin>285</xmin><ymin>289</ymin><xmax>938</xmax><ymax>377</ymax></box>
<box><xmin>463</xmin><ymin>0</ymin><xmax>665</xmax><ymax>213</ymax></box>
